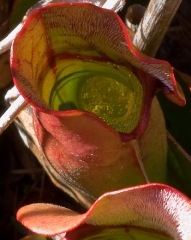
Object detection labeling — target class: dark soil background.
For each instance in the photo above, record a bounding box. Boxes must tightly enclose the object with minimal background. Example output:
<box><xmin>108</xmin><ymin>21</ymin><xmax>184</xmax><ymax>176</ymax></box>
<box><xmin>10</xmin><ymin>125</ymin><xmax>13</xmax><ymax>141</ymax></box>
<box><xmin>0</xmin><ymin>0</ymin><xmax>191</xmax><ymax>239</ymax></box>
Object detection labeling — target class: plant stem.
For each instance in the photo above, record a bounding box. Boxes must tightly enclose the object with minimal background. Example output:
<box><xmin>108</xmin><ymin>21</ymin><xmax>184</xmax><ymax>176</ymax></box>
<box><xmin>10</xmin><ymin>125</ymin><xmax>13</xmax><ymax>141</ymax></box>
<box><xmin>133</xmin><ymin>0</ymin><xmax>183</xmax><ymax>57</ymax></box>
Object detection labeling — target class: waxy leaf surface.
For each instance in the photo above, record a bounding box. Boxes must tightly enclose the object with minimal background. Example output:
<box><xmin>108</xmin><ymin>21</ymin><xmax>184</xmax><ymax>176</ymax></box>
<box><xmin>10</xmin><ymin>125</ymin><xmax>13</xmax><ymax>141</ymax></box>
<box><xmin>17</xmin><ymin>184</ymin><xmax>191</xmax><ymax>240</ymax></box>
<box><xmin>33</xmin><ymin>97</ymin><xmax>167</xmax><ymax>198</ymax></box>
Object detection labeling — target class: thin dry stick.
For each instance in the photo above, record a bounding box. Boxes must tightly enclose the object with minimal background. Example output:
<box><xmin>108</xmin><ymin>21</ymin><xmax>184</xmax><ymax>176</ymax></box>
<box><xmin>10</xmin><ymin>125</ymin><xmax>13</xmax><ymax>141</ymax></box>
<box><xmin>0</xmin><ymin>22</ymin><xmax>27</xmax><ymax>135</ymax></box>
<box><xmin>0</xmin><ymin>95</ymin><xmax>27</xmax><ymax>134</ymax></box>
<box><xmin>133</xmin><ymin>0</ymin><xmax>183</xmax><ymax>57</ymax></box>
<box><xmin>0</xmin><ymin>23</ymin><xmax>22</xmax><ymax>54</ymax></box>
<box><xmin>133</xmin><ymin>140</ymin><xmax>150</xmax><ymax>183</ymax></box>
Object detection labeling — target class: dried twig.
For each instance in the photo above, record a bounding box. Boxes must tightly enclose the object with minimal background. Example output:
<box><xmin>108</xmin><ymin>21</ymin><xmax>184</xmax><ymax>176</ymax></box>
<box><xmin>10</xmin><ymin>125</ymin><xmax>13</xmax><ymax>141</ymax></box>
<box><xmin>0</xmin><ymin>23</ymin><xmax>22</xmax><ymax>54</ymax></box>
<box><xmin>0</xmin><ymin>94</ymin><xmax>27</xmax><ymax>135</ymax></box>
<box><xmin>133</xmin><ymin>0</ymin><xmax>183</xmax><ymax>57</ymax></box>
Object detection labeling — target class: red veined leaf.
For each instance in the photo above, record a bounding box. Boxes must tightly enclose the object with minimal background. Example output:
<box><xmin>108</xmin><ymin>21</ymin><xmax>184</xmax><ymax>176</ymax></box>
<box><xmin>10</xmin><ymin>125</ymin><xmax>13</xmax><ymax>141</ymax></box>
<box><xmin>11</xmin><ymin>2</ymin><xmax>185</xmax><ymax>111</ymax></box>
<box><xmin>17</xmin><ymin>183</ymin><xmax>191</xmax><ymax>239</ymax></box>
